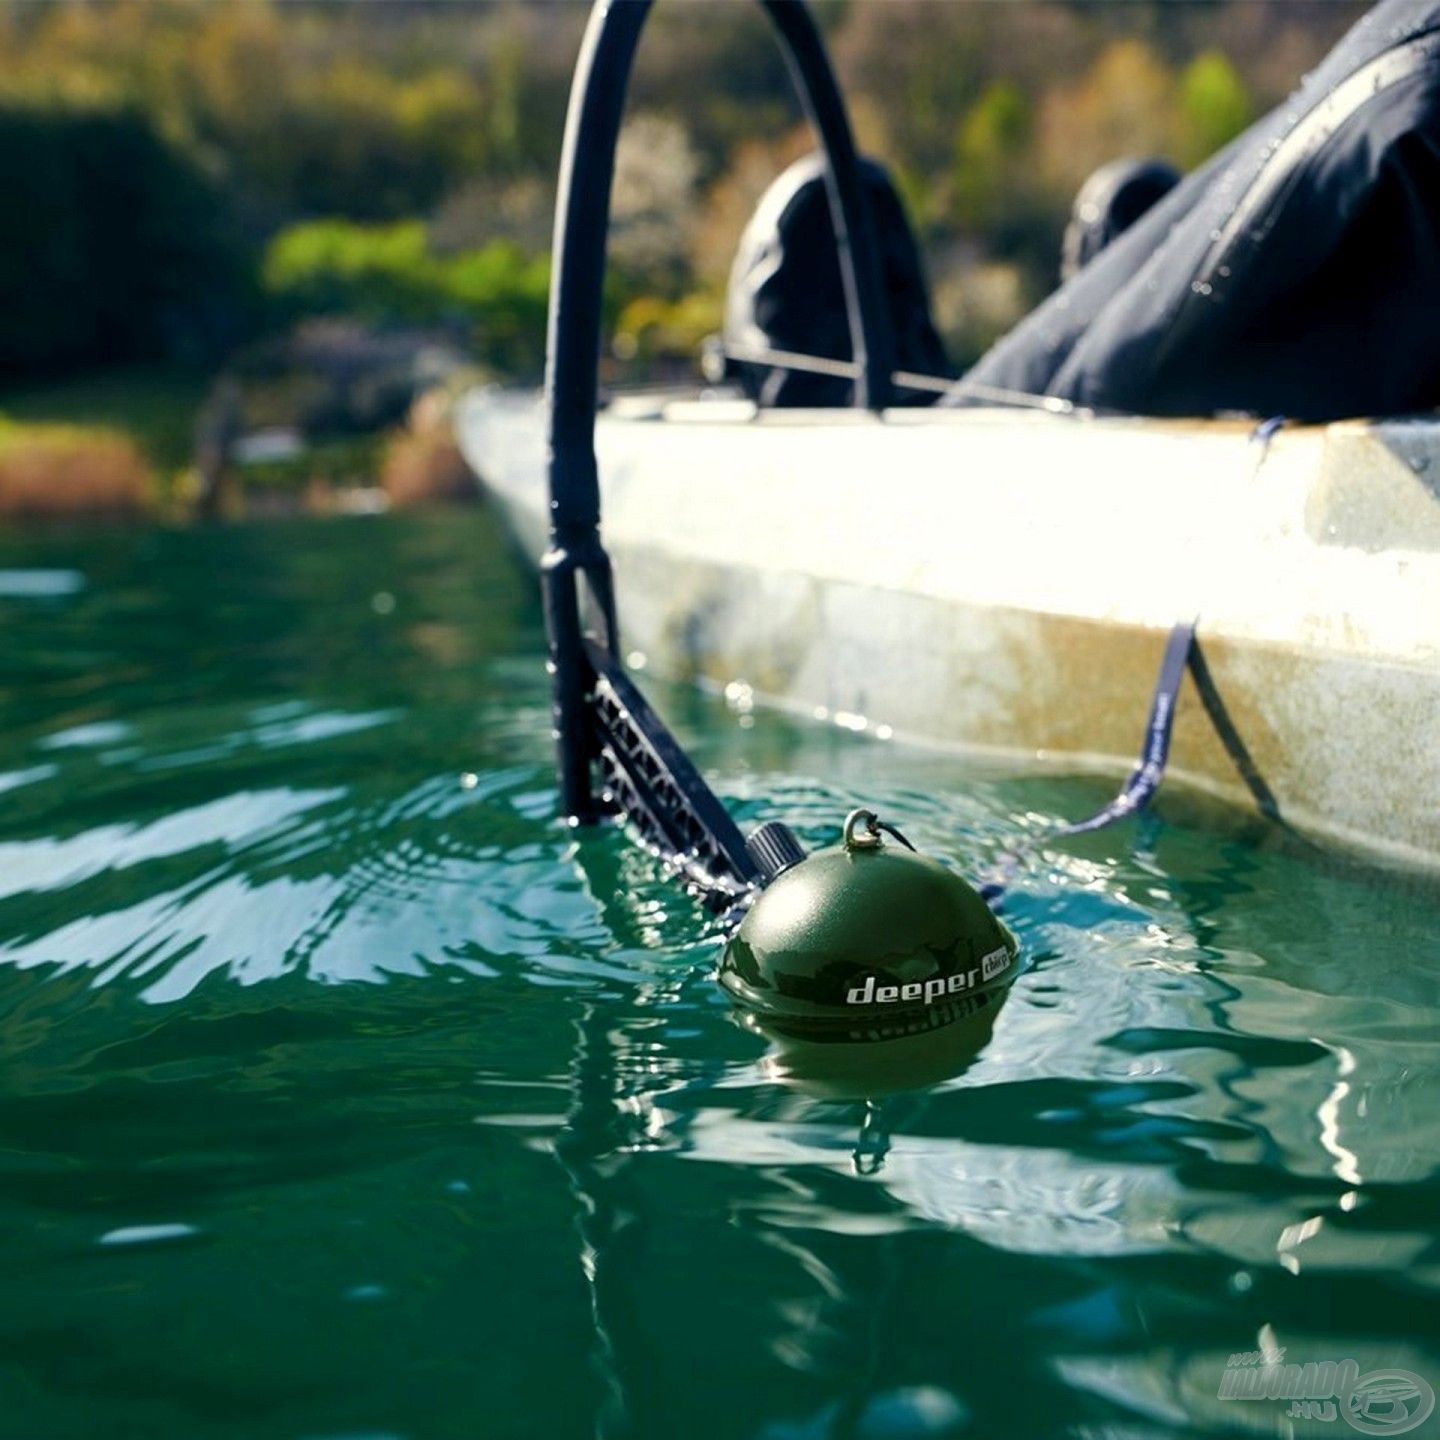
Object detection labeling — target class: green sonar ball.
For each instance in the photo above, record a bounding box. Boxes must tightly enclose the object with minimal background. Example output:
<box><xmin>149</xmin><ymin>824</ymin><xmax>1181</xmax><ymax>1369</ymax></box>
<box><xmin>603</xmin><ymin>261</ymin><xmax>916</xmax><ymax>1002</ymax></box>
<box><xmin>719</xmin><ymin>818</ymin><xmax>1019</xmax><ymax>1040</ymax></box>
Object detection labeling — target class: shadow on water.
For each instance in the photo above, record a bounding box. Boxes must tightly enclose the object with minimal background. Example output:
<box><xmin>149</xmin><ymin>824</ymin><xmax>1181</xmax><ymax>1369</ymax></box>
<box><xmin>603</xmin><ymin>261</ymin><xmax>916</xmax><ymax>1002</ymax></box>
<box><xmin>0</xmin><ymin>511</ymin><xmax>1436</xmax><ymax>1439</ymax></box>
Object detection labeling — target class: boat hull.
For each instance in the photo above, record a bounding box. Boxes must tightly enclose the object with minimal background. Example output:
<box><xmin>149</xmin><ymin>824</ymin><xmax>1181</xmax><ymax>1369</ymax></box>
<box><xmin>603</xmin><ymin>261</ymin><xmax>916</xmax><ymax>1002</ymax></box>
<box><xmin>458</xmin><ymin>389</ymin><xmax>1440</xmax><ymax>871</ymax></box>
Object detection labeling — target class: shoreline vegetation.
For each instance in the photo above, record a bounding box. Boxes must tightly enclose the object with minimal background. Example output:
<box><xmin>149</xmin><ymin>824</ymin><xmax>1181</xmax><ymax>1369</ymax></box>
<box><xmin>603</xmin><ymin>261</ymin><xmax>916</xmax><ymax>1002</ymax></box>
<box><xmin>0</xmin><ymin>360</ymin><xmax>477</xmax><ymax>523</ymax></box>
<box><xmin>0</xmin><ymin>368</ymin><xmax>203</xmax><ymax>520</ymax></box>
<box><xmin>0</xmin><ymin>354</ymin><xmax>479</xmax><ymax>523</ymax></box>
<box><xmin>0</xmin><ymin>418</ymin><xmax>150</xmax><ymax>522</ymax></box>
<box><xmin>0</xmin><ymin>0</ymin><xmax>1365</xmax><ymax>523</ymax></box>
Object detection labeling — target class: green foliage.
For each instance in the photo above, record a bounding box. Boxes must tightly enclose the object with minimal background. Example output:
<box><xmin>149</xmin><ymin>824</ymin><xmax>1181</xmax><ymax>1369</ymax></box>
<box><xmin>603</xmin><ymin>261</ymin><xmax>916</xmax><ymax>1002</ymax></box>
<box><xmin>0</xmin><ymin>105</ymin><xmax>252</xmax><ymax>378</ymax></box>
<box><xmin>0</xmin><ymin>365</ymin><xmax>210</xmax><ymax>475</ymax></box>
<box><xmin>263</xmin><ymin>221</ymin><xmax>432</xmax><ymax>322</ymax></box>
<box><xmin>953</xmin><ymin>82</ymin><xmax>1034</xmax><ymax>230</ymax></box>
<box><xmin>0</xmin><ymin>415</ymin><xmax>123</xmax><ymax>452</ymax></box>
<box><xmin>203</xmin><ymin>57</ymin><xmax>490</xmax><ymax>222</ymax></box>
<box><xmin>0</xmin><ymin>1</ymin><xmax>501</xmax><ymax>223</ymax></box>
<box><xmin>613</xmin><ymin>291</ymin><xmax>723</xmax><ymax>364</ymax></box>
<box><xmin>0</xmin><ymin>0</ymin><xmax>1361</xmax><ymax>385</ymax></box>
<box><xmin>1178</xmin><ymin>51</ymin><xmax>1254</xmax><ymax>167</ymax></box>
<box><xmin>238</xmin><ymin>433</ymin><xmax>384</xmax><ymax>493</ymax></box>
<box><xmin>263</xmin><ymin>221</ymin><xmax>551</xmax><ymax>376</ymax></box>
<box><xmin>0</xmin><ymin>413</ymin><xmax>153</xmax><ymax>516</ymax></box>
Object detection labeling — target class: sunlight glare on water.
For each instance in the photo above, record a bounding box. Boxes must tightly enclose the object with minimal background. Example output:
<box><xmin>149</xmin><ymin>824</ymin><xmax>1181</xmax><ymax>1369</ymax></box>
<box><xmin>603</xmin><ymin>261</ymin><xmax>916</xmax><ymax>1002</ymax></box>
<box><xmin>0</xmin><ymin>510</ymin><xmax>1436</xmax><ymax>1440</ymax></box>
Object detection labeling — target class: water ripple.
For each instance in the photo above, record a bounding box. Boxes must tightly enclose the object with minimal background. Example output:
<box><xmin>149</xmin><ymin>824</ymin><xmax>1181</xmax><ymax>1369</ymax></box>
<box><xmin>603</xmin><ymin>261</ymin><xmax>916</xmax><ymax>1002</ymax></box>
<box><xmin>0</xmin><ymin>513</ymin><xmax>1436</xmax><ymax>1440</ymax></box>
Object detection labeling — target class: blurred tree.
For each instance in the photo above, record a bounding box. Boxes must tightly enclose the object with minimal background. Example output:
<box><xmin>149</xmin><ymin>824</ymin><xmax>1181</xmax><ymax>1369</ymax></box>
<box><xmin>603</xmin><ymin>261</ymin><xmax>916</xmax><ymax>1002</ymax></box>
<box><xmin>1177</xmin><ymin>50</ymin><xmax>1254</xmax><ymax>168</ymax></box>
<box><xmin>611</xmin><ymin>113</ymin><xmax>700</xmax><ymax>297</ymax></box>
<box><xmin>430</xmin><ymin>175</ymin><xmax>553</xmax><ymax>258</ymax></box>
<box><xmin>0</xmin><ymin>0</ymin><xmax>1379</xmax><ymax>386</ymax></box>
<box><xmin>0</xmin><ymin>105</ymin><xmax>250</xmax><ymax>376</ymax></box>
<box><xmin>1037</xmin><ymin>39</ymin><xmax>1179</xmax><ymax>198</ymax></box>
<box><xmin>631</xmin><ymin>3</ymin><xmax>793</xmax><ymax>182</ymax></box>
<box><xmin>831</xmin><ymin>0</ymin><xmax>984</xmax><ymax>183</ymax></box>
<box><xmin>262</xmin><ymin>220</ymin><xmax>549</xmax><ymax>376</ymax></box>
<box><xmin>952</xmin><ymin>82</ymin><xmax>1034</xmax><ymax>231</ymax></box>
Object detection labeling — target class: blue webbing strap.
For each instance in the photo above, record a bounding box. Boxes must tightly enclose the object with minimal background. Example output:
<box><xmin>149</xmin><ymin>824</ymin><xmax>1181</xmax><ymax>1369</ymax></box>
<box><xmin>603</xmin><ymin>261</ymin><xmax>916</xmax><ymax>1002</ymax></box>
<box><xmin>979</xmin><ymin>619</ymin><xmax>1197</xmax><ymax>905</ymax></box>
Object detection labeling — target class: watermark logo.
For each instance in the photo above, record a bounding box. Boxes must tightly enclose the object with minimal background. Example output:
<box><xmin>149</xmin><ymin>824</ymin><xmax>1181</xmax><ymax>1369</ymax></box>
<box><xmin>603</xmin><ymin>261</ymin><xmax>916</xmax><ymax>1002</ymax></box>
<box><xmin>1219</xmin><ymin>1350</ymin><xmax>1434</xmax><ymax>1434</ymax></box>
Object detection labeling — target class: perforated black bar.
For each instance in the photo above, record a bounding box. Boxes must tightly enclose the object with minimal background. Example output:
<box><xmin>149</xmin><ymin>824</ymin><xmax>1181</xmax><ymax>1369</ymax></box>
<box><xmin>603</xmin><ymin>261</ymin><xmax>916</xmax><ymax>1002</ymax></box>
<box><xmin>586</xmin><ymin>641</ymin><xmax>760</xmax><ymax>908</ymax></box>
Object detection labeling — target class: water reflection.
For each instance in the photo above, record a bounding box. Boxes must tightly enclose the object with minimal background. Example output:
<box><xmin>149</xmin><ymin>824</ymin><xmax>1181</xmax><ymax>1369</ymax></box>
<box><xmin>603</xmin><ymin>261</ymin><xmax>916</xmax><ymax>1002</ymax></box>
<box><xmin>745</xmin><ymin>991</ymin><xmax>1008</xmax><ymax>1105</ymax></box>
<box><xmin>0</xmin><ymin>512</ymin><xmax>1436</xmax><ymax>1439</ymax></box>
<box><xmin>554</xmin><ymin>803</ymin><xmax>1440</xmax><ymax>1435</ymax></box>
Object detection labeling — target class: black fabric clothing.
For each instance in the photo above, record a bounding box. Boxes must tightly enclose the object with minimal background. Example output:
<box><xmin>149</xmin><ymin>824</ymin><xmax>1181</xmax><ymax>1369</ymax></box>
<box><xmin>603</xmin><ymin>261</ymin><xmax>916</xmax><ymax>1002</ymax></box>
<box><xmin>1060</xmin><ymin>158</ymin><xmax>1181</xmax><ymax>283</ymax></box>
<box><xmin>725</xmin><ymin>153</ymin><xmax>948</xmax><ymax>407</ymax></box>
<box><xmin>951</xmin><ymin>0</ymin><xmax>1440</xmax><ymax>422</ymax></box>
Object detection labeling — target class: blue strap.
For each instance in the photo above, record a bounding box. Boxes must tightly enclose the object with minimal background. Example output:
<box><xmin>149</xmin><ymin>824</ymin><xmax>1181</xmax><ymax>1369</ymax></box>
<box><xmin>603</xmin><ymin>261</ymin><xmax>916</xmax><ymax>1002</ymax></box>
<box><xmin>979</xmin><ymin>619</ymin><xmax>1197</xmax><ymax>906</ymax></box>
<box><xmin>1053</xmin><ymin>618</ymin><xmax>1196</xmax><ymax>836</ymax></box>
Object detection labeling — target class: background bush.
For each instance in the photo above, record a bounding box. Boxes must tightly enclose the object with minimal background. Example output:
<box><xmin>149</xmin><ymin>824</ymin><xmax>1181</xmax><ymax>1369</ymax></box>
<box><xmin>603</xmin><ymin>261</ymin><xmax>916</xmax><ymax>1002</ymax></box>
<box><xmin>0</xmin><ymin>106</ymin><xmax>251</xmax><ymax>377</ymax></box>
<box><xmin>262</xmin><ymin>221</ymin><xmax>551</xmax><ymax>376</ymax></box>
<box><xmin>0</xmin><ymin>0</ymin><xmax>1366</xmax><ymax>382</ymax></box>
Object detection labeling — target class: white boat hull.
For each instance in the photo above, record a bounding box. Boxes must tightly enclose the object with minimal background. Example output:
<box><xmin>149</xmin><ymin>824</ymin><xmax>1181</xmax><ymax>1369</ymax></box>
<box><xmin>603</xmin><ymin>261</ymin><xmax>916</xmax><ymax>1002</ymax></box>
<box><xmin>458</xmin><ymin>388</ymin><xmax>1440</xmax><ymax>871</ymax></box>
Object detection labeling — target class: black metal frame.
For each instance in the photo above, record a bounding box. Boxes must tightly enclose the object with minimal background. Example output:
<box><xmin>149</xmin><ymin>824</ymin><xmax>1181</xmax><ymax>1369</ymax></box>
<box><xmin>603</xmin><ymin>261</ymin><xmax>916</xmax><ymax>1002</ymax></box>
<box><xmin>542</xmin><ymin>0</ymin><xmax>893</xmax><ymax>902</ymax></box>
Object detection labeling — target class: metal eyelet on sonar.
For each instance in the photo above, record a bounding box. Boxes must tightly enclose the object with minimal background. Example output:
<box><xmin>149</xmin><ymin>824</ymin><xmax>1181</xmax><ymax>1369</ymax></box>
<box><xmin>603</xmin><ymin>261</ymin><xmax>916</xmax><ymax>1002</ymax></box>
<box><xmin>843</xmin><ymin>808</ymin><xmax>883</xmax><ymax>850</ymax></box>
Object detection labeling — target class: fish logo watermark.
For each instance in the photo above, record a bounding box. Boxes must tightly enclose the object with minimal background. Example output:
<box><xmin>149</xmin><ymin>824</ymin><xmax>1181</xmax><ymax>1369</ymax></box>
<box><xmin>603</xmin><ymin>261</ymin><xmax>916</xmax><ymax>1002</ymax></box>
<box><xmin>1218</xmin><ymin>1349</ymin><xmax>1434</xmax><ymax>1434</ymax></box>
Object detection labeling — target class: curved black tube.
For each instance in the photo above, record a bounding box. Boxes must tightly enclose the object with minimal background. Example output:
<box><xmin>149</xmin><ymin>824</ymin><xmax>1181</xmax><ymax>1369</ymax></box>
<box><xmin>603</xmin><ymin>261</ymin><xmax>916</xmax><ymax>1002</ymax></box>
<box><xmin>545</xmin><ymin>0</ymin><xmax>650</xmax><ymax>552</ymax></box>
<box><xmin>758</xmin><ymin>0</ymin><xmax>894</xmax><ymax>411</ymax></box>
<box><xmin>542</xmin><ymin>0</ymin><xmax>648</xmax><ymax>820</ymax></box>
<box><xmin>543</xmin><ymin>0</ymin><xmax>893</xmax><ymax>820</ymax></box>
<box><xmin>546</xmin><ymin>0</ymin><xmax>891</xmax><ymax>538</ymax></box>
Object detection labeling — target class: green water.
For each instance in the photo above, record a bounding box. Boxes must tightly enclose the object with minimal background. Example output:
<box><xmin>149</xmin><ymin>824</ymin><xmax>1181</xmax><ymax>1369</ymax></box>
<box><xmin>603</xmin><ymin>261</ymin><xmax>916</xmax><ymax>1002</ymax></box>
<box><xmin>1</xmin><ymin>510</ymin><xmax>1437</xmax><ymax>1440</ymax></box>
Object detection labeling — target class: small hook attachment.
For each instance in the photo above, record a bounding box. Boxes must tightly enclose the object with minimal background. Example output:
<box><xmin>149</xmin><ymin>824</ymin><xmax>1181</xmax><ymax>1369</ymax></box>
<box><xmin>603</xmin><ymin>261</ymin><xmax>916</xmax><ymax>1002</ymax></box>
<box><xmin>843</xmin><ymin>808</ymin><xmax>883</xmax><ymax>850</ymax></box>
<box><xmin>842</xmin><ymin>808</ymin><xmax>918</xmax><ymax>853</ymax></box>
